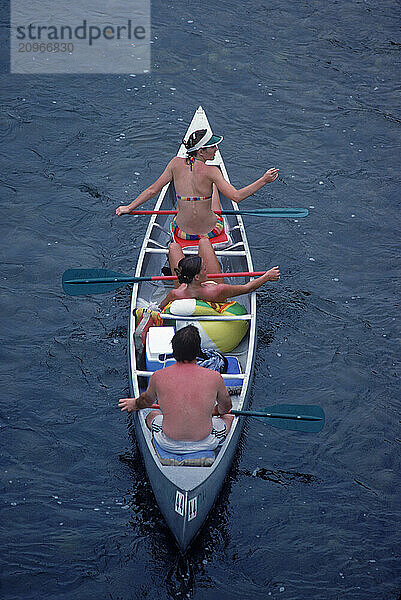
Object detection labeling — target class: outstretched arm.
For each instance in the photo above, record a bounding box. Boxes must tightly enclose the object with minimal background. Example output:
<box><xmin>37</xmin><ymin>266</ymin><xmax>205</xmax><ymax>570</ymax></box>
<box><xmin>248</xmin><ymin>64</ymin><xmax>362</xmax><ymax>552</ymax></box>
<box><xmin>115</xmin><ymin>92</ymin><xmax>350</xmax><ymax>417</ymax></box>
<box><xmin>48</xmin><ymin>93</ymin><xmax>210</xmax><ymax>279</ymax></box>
<box><xmin>209</xmin><ymin>166</ymin><xmax>279</xmax><ymax>204</ymax></box>
<box><xmin>118</xmin><ymin>374</ymin><xmax>157</xmax><ymax>412</ymax></box>
<box><xmin>208</xmin><ymin>267</ymin><xmax>280</xmax><ymax>301</ymax></box>
<box><xmin>116</xmin><ymin>160</ymin><xmax>175</xmax><ymax>215</ymax></box>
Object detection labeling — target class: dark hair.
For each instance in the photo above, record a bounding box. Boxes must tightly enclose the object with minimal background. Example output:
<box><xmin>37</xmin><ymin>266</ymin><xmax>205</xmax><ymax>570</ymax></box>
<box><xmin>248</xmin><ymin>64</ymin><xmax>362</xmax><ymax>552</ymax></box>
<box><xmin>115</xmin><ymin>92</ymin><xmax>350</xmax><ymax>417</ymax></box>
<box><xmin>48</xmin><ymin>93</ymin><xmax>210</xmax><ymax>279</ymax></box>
<box><xmin>172</xmin><ymin>325</ymin><xmax>201</xmax><ymax>362</ymax></box>
<box><xmin>183</xmin><ymin>129</ymin><xmax>207</xmax><ymax>157</ymax></box>
<box><xmin>174</xmin><ymin>255</ymin><xmax>202</xmax><ymax>284</ymax></box>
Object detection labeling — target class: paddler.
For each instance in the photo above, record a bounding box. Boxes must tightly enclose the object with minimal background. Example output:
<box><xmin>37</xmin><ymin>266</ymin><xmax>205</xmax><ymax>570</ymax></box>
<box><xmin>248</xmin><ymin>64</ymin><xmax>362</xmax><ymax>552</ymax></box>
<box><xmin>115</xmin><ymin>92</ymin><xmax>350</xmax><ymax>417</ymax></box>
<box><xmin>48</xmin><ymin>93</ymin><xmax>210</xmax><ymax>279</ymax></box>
<box><xmin>118</xmin><ymin>325</ymin><xmax>234</xmax><ymax>452</ymax></box>
<box><xmin>116</xmin><ymin>128</ymin><xmax>279</xmax><ymax>241</ymax></box>
<box><xmin>159</xmin><ymin>237</ymin><xmax>280</xmax><ymax>309</ymax></box>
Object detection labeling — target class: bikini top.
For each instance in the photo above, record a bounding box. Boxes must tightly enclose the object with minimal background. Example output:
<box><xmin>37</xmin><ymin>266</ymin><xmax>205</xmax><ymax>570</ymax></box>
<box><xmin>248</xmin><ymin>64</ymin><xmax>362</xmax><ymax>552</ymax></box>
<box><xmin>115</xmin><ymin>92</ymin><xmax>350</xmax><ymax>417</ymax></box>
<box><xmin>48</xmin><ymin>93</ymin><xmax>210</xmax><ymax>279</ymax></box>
<box><xmin>179</xmin><ymin>157</ymin><xmax>212</xmax><ymax>201</ymax></box>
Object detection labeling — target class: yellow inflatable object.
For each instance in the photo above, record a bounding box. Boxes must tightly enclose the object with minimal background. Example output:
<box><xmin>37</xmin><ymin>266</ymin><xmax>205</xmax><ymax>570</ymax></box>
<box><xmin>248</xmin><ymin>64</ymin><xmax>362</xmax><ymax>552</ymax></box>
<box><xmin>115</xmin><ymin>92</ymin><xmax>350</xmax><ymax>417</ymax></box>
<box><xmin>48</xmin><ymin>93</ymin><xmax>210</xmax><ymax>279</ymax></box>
<box><xmin>162</xmin><ymin>299</ymin><xmax>248</xmax><ymax>352</ymax></box>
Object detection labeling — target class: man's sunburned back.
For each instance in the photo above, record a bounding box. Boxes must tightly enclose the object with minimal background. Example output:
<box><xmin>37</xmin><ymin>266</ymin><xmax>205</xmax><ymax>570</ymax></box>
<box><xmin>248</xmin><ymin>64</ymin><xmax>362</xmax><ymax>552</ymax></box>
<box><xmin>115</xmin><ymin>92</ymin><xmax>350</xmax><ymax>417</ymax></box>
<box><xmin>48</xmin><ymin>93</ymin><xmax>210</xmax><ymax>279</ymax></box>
<box><xmin>171</xmin><ymin>158</ymin><xmax>218</xmax><ymax>234</ymax></box>
<box><xmin>152</xmin><ymin>363</ymin><xmax>222</xmax><ymax>441</ymax></box>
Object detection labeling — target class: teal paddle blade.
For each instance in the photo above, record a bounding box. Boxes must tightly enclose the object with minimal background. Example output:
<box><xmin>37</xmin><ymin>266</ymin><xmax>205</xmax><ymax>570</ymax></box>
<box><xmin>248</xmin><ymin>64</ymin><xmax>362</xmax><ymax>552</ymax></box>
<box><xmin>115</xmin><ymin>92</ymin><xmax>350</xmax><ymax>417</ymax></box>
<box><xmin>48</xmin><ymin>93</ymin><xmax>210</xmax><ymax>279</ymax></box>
<box><xmin>252</xmin><ymin>404</ymin><xmax>325</xmax><ymax>433</ymax></box>
<box><xmin>62</xmin><ymin>268</ymin><xmax>132</xmax><ymax>296</ymax></box>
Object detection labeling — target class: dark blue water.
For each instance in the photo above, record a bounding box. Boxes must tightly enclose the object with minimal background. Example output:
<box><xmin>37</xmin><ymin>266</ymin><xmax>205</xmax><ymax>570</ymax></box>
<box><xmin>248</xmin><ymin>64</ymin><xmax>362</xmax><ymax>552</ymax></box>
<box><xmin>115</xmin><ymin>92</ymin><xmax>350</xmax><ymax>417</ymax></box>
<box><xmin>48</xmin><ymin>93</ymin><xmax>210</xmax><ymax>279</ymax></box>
<box><xmin>1</xmin><ymin>1</ymin><xmax>400</xmax><ymax>598</ymax></box>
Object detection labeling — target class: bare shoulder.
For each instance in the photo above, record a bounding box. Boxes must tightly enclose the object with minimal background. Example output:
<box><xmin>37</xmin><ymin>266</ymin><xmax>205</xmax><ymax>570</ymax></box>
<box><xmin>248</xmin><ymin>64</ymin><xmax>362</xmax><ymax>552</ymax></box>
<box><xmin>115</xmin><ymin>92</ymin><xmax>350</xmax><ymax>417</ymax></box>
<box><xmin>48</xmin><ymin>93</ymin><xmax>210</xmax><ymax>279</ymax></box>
<box><xmin>149</xmin><ymin>369</ymin><xmax>160</xmax><ymax>383</ymax></box>
<box><xmin>173</xmin><ymin>285</ymin><xmax>191</xmax><ymax>300</ymax></box>
<box><xmin>204</xmin><ymin>163</ymin><xmax>219</xmax><ymax>172</ymax></box>
<box><xmin>154</xmin><ymin>363</ymin><xmax>176</xmax><ymax>382</ymax></box>
<box><xmin>205</xmin><ymin>164</ymin><xmax>223</xmax><ymax>178</ymax></box>
<box><xmin>201</xmin><ymin>282</ymin><xmax>227</xmax><ymax>301</ymax></box>
<box><xmin>153</xmin><ymin>362</ymin><xmax>176</xmax><ymax>376</ymax></box>
<box><xmin>198</xmin><ymin>364</ymin><xmax>223</xmax><ymax>381</ymax></box>
<box><xmin>167</xmin><ymin>156</ymin><xmax>181</xmax><ymax>171</ymax></box>
<box><xmin>171</xmin><ymin>156</ymin><xmax>186</xmax><ymax>168</ymax></box>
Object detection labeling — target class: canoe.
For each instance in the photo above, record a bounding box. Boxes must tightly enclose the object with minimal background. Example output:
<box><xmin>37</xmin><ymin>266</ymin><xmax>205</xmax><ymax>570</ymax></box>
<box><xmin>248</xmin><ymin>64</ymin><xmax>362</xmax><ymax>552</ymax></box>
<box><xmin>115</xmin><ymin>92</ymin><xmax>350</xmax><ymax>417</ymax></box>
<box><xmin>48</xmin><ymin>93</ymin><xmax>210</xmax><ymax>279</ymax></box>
<box><xmin>128</xmin><ymin>106</ymin><xmax>257</xmax><ymax>552</ymax></box>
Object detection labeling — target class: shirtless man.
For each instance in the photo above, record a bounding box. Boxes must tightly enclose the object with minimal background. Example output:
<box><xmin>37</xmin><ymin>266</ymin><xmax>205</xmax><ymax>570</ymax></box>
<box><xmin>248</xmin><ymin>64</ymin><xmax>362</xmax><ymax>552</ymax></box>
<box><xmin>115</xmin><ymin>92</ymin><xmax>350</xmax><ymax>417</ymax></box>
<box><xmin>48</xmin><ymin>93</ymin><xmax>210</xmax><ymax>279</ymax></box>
<box><xmin>116</xmin><ymin>128</ymin><xmax>279</xmax><ymax>240</ymax></box>
<box><xmin>118</xmin><ymin>325</ymin><xmax>233</xmax><ymax>453</ymax></box>
<box><xmin>159</xmin><ymin>236</ymin><xmax>280</xmax><ymax>310</ymax></box>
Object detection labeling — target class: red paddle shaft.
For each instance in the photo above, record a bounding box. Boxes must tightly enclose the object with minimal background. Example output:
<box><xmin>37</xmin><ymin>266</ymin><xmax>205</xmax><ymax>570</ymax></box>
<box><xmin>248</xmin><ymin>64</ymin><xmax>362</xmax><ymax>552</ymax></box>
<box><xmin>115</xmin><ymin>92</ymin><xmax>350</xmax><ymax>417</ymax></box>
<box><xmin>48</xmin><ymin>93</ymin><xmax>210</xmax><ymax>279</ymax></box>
<box><xmin>148</xmin><ymin>271</ymin><xmax>264</xmax><ymax>281</ymax></box>
<box><xmin>130</xmin><ymin>210</ymin><xmax>212</xmax><ymax>215</ymax></box>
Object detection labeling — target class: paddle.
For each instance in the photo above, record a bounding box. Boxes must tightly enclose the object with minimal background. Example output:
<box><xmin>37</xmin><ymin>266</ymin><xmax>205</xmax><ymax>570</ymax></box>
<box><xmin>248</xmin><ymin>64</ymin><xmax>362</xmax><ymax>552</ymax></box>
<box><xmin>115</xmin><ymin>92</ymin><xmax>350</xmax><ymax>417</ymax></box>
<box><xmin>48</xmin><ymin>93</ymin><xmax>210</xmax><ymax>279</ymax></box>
<box><xmin>128</xmin><ymin>208</ymin><xmax>309</xmax><ymax>218</ymax></box>
<box><xmin>148</xmin><ymin>403</ymin><xmax>325</xmax><ymax>433</ymax></box>
<box><xmin>62</xmin><ymin>268</ymin><xmax>265</xmax><ymax>296</ymax></box>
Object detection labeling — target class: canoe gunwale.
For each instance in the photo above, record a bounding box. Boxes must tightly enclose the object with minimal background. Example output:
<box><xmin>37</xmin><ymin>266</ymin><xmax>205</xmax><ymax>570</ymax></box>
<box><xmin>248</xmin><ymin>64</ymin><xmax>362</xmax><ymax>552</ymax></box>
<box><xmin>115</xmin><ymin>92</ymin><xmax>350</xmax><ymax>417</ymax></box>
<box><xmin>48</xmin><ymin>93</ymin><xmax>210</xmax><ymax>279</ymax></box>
<box><xmin>127</xmin><ymin>106</ymin><xmax>257</xmax><ymax>550</ymax></box>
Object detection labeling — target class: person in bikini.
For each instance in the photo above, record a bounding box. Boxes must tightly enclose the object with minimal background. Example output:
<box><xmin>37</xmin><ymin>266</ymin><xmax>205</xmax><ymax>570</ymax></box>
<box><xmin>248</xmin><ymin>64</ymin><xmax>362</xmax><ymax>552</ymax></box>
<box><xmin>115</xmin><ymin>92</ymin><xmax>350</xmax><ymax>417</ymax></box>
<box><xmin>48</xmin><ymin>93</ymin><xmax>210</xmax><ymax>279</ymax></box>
<box><xmin>116</xmin><ymin>128</ymin><xmax>279</xmax><ymax>240</ymax></box>
<box><xmin>118</xmin><ymin>325</ymin><xmax>233</xmax><ymax>453</ymax></box>
<box><xmin>158</xmin><ymin>236</ymin><xmax>280</xmax><ymax>310</ymax></box>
